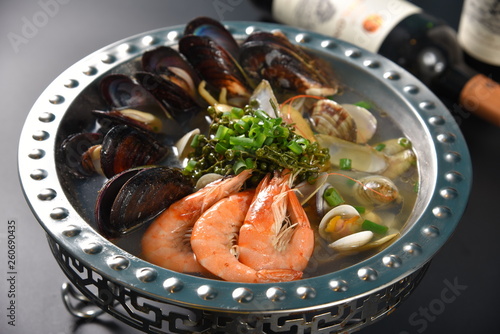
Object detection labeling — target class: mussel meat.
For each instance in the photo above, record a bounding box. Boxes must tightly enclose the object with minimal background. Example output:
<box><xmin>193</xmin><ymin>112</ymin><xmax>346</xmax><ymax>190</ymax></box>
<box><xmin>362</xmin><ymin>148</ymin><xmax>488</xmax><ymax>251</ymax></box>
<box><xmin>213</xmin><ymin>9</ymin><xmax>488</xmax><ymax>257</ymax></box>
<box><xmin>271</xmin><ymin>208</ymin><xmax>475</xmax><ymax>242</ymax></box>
<box><xmin>58</xmin><ymin>132</ymin><xmax>103</xmax><ymax>178</ymax></box>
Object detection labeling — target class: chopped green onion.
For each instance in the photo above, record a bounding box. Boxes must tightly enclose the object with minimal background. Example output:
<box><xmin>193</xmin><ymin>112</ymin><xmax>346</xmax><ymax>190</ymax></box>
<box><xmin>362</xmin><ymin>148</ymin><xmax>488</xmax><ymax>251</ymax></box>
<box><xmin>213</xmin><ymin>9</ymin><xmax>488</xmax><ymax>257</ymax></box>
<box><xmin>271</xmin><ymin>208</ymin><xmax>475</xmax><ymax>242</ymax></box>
<box><xmin>230</xmin><ymin>107</ymin><xmax>244</xmax><ymax>119</ymax></box>
<box><xmin>234</xmin><ymin>119</ymin><xmax>250</xmax><ymax>134</ymax></box>
<box><xmin>215</xmin><ymin>142</ymin><xmax>228</xmax><ymax>154</ymax></box>
<box><xmin>374</xmin><ymin>143</ymin><xmax>386</xmax><ymax>151</ymax></box>
<box><xmin>215</xmin><ymin>125</ymin><xmax>230</xmax><ymax>140</ymax></box>
<box><xmin>354</xmin><ymin>101</ymin><xmax>373</xmax><ymax>109</ymax></box>
<box><xmin>362</xmin><ymin>219</ymin><xmax>388</xmax><ymax>234</ymax></box>
<box><xmin>323</xmin><ymin>187</ymin><xmax>344</xmax><ymax>207</ymax></box>
<box><xmin>398</xmin><ymin>137</ymin><xmax>412</xmax><ymax>149</ymax></box>
<box><xmin>413</xmin><ymin>181</ymin><xmax>419</xmax><ymax>193</ymax></box>
<box><xmin>184</xmin><ymin>159</ymin><xmax>197</xmax><ymax>172</ymax></box>
<box><xmin>254</xmin><ymin>109</ymin><xmax>270</xmax><ymax>121</ymax></box>
<box><xmin>229</xmin><ymin>136</ymin><xmax>254</xmax><ymax>147</ymax></box>
<box><xmin>287</xmin><ymin>141</ymin><xmax>304</xmax><ymax>155</ymax></box>
<box><xmin>339</xmin><ymin>158</ymin><xmax>352</xmax><ymax>170</ymax></box>
<box><xmin>233</xmin><ymin>159</ymin><xmax>247</xmax><ymax>174</ymax></box>
<box><xmin>353</xmin><ymin>206</ymin><xmax>366</xmax><ymax>214</ymax></box>
<box><xmin>190</xmin><ymin>134</ymin><xmax>200</xmax><ymax>148</ymax></box>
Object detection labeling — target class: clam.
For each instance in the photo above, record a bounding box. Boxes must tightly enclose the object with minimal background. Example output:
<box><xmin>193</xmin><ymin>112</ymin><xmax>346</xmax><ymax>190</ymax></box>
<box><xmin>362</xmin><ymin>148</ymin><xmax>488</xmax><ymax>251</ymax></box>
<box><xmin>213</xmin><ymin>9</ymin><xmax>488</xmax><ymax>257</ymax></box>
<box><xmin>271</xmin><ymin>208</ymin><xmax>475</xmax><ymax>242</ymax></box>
<box><xmin>329</xmin><ymin>231</ymin><xmax>374</xmax><ymax>252</ymax></box>
<box><xmin>294</xmin><ymin>172</ymin><xmax>328</xmax><ymax>205</ymax></box>
<box><xmin>318</xmin><ymin>204</ymin><xmax>362</xmax><ymax>242</ymax></box>
<box><xmin>195</xmin><ymin>173</ymin><xmax>224</xmax><ymax>190</ymax></box>
<box><xmin>310</xmin><ymin>99</ymin><xmax>357</xmax><ymax>142</ymax></box>
<box><xmin>354</xmin><ymin>175</ymin><xmax>400</xmax><ymax>206</ymax></box>
<box><xmin>248</xmin><ymin>80</ymin><xmax>279</xmax><ymax>118</ymax></box>
<box><xmin>383</xmin><ymin>149</ymin><xmax>417</xmax><ymax>179</ymax></box>
<box><xmin>96</xmin><ymin>166</ymin><xmax>194</xmax><ymax>238</ymax></box>
<box><xmin>100</xmin><ymin>125</ymin><xmax>169</xmax><ymax>178</ymax></box>
<box><xmin>316</xmin><ymin>134</ymin><xmax>388</xmax><ymax>173</ymax></box>
<box><xmin>342</xmin><ymin>104</ymin><xmax>377</xmax><ymax>144</ymax></box>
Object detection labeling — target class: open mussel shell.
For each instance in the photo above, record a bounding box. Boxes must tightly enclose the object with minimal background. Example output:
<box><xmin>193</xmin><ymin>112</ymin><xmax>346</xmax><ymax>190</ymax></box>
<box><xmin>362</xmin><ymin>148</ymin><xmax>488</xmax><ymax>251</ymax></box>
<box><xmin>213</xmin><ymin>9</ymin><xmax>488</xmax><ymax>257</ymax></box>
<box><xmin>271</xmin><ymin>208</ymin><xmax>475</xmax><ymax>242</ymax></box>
<box><xmin>179</xmin><ymin>35</ymin><xmax>252</xmax><ymax>106</ymax></box>
<box><xmin>239</xmin><ymin>32</ymin><xmax>338</xmax><ymax>97</ymax></box>
<box><xmin>100</xmin><ymin>125</ymin><xmax>169</xmax><ymax>178</ymax></box>
<box><xmin>91</xmin><ymin>108</ymin><xmax>163</xmax><ymax>134</ymax></box>
<box><xmin>58</xmin><ymin>132</ymin><xmax>103</xmax><ymax>178</ymax></box>
<box><xmin>142</xmin><ymin>46</ymin><xmax>200</xmax><ymax>99</ymax></box>
<box><xmin>135</xmin><ymin>71</ymin><xmax>203</xmax><ymax>125</ymax></box>
<box><xmin>96</xmin><ymin>166</ymin><xmax>194</xmax><ymax>238</ymax></box>
<box><xmin>184</xmin><ymin>16</ymin><xmax>240</xmax><ymax>59</ymax></box>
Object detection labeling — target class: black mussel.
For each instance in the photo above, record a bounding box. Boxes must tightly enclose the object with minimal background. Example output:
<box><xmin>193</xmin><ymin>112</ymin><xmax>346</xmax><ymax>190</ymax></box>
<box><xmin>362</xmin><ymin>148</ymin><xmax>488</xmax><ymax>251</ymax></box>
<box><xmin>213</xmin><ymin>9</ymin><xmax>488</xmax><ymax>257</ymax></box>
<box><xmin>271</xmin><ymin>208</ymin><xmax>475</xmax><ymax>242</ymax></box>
<box><xmin>135</xmin><ymin>71</ymin><xmax>203</xmax><ymax>125</ymax></box>
<box><xmin>179</xmin><ymin>35</ymin><xmax>252</xmax><ymax>107</ymax></box>
<box><xmin>91</xmin><ymin>108</ymin><xmax>163</xmax><ymax>134</ymax></box>
<box><xmin>58</xmin><ymin>132</ymin><xmax>103</xmax><ymax>178</ymax></box>
<box><xmin>142</xmin><ymin>46</ymin><xmax>201</xmax><ymax>99</ymax></box>
<box><xmin>96</xmin><ymin>166</ymin><xmax>194</xmax><ymax>238</ymax></box>
<box><xmin>239</xmin><ymin>32</ymin><xmax>338</xmax><ymax>97</ymax></box>
<box><xmin>100</xmin><ymin>74</ymin><xmax>169</xmax><ymax>115</ymax></box>
<box><xmin>100</xmin><ymin>125</ymin><xmax>169</xmax><ymax>178</ymax></box>
<box><xmin>184</xmin><ymin>16</ymin><xmax>240</xmax><ymax>59</ymax></box>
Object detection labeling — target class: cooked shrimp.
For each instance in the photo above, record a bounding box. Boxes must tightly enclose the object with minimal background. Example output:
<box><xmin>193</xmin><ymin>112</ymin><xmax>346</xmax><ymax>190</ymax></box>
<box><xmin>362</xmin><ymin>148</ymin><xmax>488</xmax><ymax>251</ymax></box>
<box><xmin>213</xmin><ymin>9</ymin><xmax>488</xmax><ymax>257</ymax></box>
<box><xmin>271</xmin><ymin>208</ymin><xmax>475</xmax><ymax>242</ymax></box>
<box><xmin>141</xmin><ymin>169</ymin><xmax>252</xmax><ymax>274</ymax></box>
<box><xmin>238</xmin><ymin>171</ymin><xmax>314</xmax><ymax>273</ymax></box>
<box><xmin>191</xmin><ymin>190</ymin><xmax>302</xmax><ymax>283</ymax></box>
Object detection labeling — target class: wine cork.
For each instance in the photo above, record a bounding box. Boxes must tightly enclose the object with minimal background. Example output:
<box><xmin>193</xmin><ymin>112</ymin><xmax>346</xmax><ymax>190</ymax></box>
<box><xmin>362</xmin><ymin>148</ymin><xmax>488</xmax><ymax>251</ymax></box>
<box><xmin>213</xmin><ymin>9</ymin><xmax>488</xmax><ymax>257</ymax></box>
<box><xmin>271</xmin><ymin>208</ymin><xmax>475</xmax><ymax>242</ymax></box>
<box><xmin>460</xmin><ymin>74</ymin><xmax>500</xmax><ymax>127</ymax></box>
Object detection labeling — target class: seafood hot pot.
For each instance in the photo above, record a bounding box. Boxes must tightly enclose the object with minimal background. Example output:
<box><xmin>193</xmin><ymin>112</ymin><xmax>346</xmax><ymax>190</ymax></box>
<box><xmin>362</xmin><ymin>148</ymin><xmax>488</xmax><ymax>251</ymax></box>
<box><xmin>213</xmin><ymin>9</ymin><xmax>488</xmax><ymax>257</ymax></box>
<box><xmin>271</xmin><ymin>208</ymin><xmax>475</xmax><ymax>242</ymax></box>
<box><xmin>18</xmin><ymin>21</ymin><xmax>471</xmax><ymax>333</ymax></box>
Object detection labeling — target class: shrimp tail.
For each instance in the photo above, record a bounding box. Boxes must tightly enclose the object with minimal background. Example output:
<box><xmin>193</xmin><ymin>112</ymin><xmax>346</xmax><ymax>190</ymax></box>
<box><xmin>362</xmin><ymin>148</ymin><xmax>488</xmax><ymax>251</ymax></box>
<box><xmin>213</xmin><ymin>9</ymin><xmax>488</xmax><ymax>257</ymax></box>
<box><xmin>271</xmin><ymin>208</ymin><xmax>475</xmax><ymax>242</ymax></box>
<box><xmin>256</xmin><ymin>269</ymin><xmax>303</xmax><ymax>282</ymax></box>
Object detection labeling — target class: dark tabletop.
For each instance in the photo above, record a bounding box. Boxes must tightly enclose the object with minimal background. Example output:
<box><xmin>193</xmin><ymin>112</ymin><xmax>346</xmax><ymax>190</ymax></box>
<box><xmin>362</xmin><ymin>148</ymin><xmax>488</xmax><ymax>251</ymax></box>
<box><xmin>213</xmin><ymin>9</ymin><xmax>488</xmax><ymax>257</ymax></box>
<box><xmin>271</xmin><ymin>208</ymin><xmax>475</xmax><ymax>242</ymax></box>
<box><xmin>1</xmin><ymin>0</ymin><xmax>499</xmax><ymax>333</ymax></box>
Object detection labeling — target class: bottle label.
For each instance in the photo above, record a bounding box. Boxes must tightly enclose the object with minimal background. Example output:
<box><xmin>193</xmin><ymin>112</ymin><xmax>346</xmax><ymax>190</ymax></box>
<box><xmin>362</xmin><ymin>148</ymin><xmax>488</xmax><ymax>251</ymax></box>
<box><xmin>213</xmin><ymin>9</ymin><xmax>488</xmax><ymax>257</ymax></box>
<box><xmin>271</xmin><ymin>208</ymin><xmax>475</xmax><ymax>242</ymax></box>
<box><xmin>272</xmin><ymin>0</ymin><xmax>421</xmax><ymax>52</ymax></box>
<box><xmin>458</xmin><ymin>0</ymin><xmax>500</xmax><ymax>66</ymax></box>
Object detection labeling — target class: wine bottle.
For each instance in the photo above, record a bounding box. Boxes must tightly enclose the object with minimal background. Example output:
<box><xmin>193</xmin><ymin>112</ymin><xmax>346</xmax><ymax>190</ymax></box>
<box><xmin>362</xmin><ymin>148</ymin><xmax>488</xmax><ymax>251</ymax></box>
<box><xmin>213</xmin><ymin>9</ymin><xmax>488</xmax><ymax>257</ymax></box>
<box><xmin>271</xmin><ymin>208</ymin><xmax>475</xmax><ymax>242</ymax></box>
<box><xmin>458</xmin><ymin>0</ymin><xmax>500</xmax><ymax>81</ymax></box>
<box><xmin>251</xmin><ymin>0</ymin><xmax>500</xmax><ymax>126</ymax></box>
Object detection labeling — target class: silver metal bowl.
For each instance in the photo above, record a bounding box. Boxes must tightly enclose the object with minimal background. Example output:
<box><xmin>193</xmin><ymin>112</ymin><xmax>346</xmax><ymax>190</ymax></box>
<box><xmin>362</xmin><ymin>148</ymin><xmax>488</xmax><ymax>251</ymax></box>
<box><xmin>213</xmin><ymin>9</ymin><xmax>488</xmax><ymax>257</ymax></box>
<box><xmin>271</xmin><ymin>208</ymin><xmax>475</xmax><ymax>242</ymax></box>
<box><xmin>18</xmin><ymin>22</ymin><xmax>471</xmax><ymax>333</ymax></box>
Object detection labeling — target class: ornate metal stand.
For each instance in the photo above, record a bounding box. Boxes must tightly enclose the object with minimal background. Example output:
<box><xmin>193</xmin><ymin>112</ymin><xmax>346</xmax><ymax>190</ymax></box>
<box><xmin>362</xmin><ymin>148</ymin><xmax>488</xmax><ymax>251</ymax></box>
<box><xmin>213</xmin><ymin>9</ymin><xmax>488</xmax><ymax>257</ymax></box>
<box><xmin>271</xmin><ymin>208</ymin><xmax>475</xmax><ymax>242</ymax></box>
<box><xmin>51</xmin><ymin>236</ymin><xmax>429</xmax><ymax>334</ymax></box>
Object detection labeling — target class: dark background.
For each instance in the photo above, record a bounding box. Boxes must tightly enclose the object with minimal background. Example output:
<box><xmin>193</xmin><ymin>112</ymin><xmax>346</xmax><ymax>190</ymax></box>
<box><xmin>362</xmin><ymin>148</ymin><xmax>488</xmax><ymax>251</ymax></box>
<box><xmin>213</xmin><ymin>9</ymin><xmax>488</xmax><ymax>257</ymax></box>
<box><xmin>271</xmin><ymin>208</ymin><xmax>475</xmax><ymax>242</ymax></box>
<box><xmin>1</xmin><ymin>0</ymin><xmax>499</xmax><ymax>333</ymax></box>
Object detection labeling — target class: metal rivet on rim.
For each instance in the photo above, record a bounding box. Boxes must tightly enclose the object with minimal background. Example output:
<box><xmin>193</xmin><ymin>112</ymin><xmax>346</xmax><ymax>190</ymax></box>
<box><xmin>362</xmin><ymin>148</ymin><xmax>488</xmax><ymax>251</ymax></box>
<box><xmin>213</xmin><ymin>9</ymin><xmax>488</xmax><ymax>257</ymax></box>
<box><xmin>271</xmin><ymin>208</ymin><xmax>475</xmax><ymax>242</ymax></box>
<box><xmin>437</xmin><ymin>133</ymin><xmax>456</xmax><ymax>143</ymax></box>
<box><xmin>163</xmin><ymin>277</ymin><xmax>184</xmax><ymax>293</ymax></box>
<box><xmin>37</xmin><ymin>188</ymin><xmax>56</xmax><ymax>201</ymax></box>
<box><xmin>49</xmin><ymin>95</ymin><xmax>65</xmax><ymax>104</ymax></box>
<box><xmin>295</xmin><ymin>33</ymin><xmax>310</xmax><ymax>43</ymax></box>
<box><xmin>428</xmin><ymin>116</ymin><xmax>445</xmax><ymax>126</ymax></box>
<box><xmin>137</xmin><ymin>268</ymin><xmax>158</xmax><ymax>283</ymax></box>
<box><xmin>419</xmin><ymin>101</ymin><xmax>436</xmax><ymax>110</ymax></box>
<box><xmin>245</xmin><ymin>26</ymin><xmax>258</xmax><ymax>35</ymax></box>
<box><xmin>28</xmin><ymin>149</ymin><xmax>45</xmax><ymax>159</ymax></box>
<box><xmin>358</xmin><ymin>267</ymin><xmax>378</xmax><ymax>281</ymax></box>
<box><xmin>118</xmin><ymin>43</ymin><xmax>134</xmax><ymax>53</ymax></box>
<box><xmin>64</xmin><ymin>79</ymin><xmax>79</xmax><ymax>88</ymax></box>
<box><xmin>197</xmin><ymin>285</ymin><xmax>217</xmax><ymax>300</ymax></box>
<box><xmin>50</xmin><ymin>207</ymin><xmax>69</xmax><ymax>220</ymax></box>
<box><xmin>266</xmin><ymin>287</ymin><xmax>286</xmax><ymax>302</ymax></box>
<box><xmin>108</xmin><ymin>256</ymin><xmax>130</xmax><ymax>271</ymax></box>
<box><xmin>232</xmin><ymin>287</ymin><xmax>254</xmax><ymax>303</ymax></box>
<box><xmin>329</xmin><ymin>279</ymin><xmax>348</xmax><ymax>292</ymax></box>
<box><xmin>383</xmin><ymin>71</ymin><xmax>400</xmax><ymax>80</ymax></box>
<box><xmin>82</xmin><ymin>242</ymin><xmax>103</xmax><ymax>254</ymax></box>
<box><xmin>82</xmin><ymin>66</ymin><xmax>97</xmax><ymax>76</ymax></box>
<box><xmin>345</xmin><ymin>49</ymin><xmax>361</xmax><ymax>58</ymax></box>
<box><xmin>382</xmin><ymin>254</ymin><xmax>402</xmax><ymax>268</ymax></box>
<box><xmin>403</xmin><ymin>242</ymin><xmax>422</xmax><ymax>255</ymax></box>
<box><xmin>440</xmin><ymin>187</ymin><xmax>458</xmax><ymax>199</ymax></box>
<box><xmin>296</xmin><ymin>286</ymin><xmax>316</xmax><ymax>299</ymax></box>
<box><xmin>62</xmin><ymin>225</ymin><xmax>81</xmax><ymax>237</ymax></box>
<box><xmin>422</xmin><ymin>225</ymin><xmax>440</xmax><ymax>238</ymax></box>
<box><xmin>167</xmin><ymin>31</ymin><xmax>180</xmax><ymax>41</ymax></box>
<box><xmin>445</xmin><ymin>171</ymin><xmax>463</xmax><ymax>183</ymax></box>
<box><xmin>432</xmin><ymin>206</ymin><xmax>452</xmax><ymax>218</ymax></box>
<box><xmin>363</xmin><ymin>59</ymin><xmax>380</xmax><ymax>68</ymax></box>
<box><xmin>444</xmin><ymin>151</ymin><xmax>461</xmax><ymax>163</ymax></box>
<box><xmin>30</xmin><ymin>169</ymin><xmax>48</xmax><ymax>180</ymax></box>
<box><xmin>39</xmin><ymin>112</ymin><xmax>55</xmax><ymax>123</ymax></box>
<box><xmin>101</xmin><ymin>53</ymin><xmax>115</xmax><ymax>64</ymax></box>
<box><xmin>142</xmin><ymin>35</ymin><xmax>157</xmax><ymax>45</ymax></box>
<box><xmin>404</xmin><ymin>85</ymin><xmax>419</xmax><ymax>94</ymax></box>
<box><xmin>32</xmin><ymin>130</ymin><xmax>49</xmax><ymax>141</ymax></box>
<box><xmin>321</xmin><ymin>40</ymin><xmax>336</xmax><ymax>48</ymax></box>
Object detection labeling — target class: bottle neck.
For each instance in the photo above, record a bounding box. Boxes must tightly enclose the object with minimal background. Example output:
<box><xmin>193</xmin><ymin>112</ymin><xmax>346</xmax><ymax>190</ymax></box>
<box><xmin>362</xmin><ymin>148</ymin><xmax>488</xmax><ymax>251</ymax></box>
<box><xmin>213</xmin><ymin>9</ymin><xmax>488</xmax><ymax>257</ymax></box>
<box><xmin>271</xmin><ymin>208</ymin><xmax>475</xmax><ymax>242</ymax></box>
<box><xmin>379</xmin><ymin>13</ymin><xmax>477</xmax><ymax>100</ymax></box>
